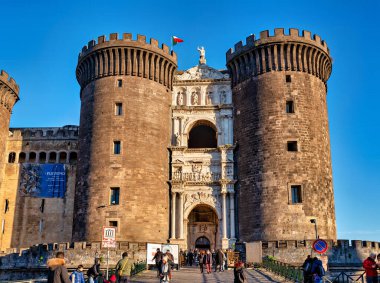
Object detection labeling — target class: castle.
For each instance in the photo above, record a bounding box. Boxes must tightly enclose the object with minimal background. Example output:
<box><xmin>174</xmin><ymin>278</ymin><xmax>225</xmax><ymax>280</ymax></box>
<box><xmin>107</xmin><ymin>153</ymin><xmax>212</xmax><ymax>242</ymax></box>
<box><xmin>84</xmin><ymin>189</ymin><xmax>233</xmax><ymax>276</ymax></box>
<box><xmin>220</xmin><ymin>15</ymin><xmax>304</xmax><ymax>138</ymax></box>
<box><xmin>0</xmin><ymin>28</ymin><xmax>337</xmax><ymax>252</ymax></box>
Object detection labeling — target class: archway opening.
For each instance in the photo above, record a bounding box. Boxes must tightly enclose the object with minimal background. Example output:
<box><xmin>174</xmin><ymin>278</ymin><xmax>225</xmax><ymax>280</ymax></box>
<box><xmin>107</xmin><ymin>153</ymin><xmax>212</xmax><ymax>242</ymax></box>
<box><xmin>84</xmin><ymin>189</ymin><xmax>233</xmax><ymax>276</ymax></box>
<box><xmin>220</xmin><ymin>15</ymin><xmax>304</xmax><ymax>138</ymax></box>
<box><xmin>188</xmin><ymin>122</ymin><xmax>217</xmax><ymax>148</ymax></box>
<box><xmin>187</xmin><ymin>204</ymin><xmax>219</xmax><ymax>251</ymax></box>
<box><xmin>195</xmin><ymin>236</ymin><xmax>210</xmax><ymax>250</ymax></box>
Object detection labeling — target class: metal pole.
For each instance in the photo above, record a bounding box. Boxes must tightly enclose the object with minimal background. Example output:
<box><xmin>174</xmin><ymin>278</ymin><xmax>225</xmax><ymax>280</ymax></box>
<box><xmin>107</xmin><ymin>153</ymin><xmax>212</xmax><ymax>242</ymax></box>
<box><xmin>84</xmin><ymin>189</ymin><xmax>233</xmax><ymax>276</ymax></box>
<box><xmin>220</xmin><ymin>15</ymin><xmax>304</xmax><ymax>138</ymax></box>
<box><xmin>314</xmin><ymin>221</ymin><xmax>319</xmax><ymax>239</ymax></box>
<box><xmin>106</xmin><ymin>247</ymin><xmax>109</xmax><ymax>279</ymax></box>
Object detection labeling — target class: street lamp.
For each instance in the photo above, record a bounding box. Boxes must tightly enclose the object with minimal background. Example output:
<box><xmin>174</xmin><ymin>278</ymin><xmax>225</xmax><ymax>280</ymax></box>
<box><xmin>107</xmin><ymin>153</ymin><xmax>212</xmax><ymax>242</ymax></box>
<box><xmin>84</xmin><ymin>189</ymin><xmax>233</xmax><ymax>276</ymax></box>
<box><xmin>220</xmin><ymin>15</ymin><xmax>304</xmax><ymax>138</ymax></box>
<box><xmin>310</xmin><ymin>219</ymin><xmax>319</xmax><ymax>239</ymax></box>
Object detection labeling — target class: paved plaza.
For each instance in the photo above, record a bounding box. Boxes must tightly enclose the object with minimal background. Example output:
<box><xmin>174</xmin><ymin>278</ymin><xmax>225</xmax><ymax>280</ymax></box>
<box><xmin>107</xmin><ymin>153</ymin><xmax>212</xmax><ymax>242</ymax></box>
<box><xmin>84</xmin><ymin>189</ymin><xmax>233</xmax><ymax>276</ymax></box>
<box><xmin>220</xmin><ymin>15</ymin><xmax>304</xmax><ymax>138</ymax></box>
<box><xmin>130</xmin><ymin>266</ymin><xmax>282</xmax><ymax>283</ymax></box>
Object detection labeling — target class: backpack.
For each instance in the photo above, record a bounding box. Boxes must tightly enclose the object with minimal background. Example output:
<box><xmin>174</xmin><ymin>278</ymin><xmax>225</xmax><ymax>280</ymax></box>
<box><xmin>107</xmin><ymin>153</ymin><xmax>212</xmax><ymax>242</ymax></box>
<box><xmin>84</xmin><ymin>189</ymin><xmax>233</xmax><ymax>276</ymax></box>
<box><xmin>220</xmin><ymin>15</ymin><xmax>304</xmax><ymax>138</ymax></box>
<box><xmin>87</xmin><ymin>265</ymin><xmax>95</xmax><ymax>277</ymax></box>
<box><xmin>317</xmin><ymin>265</ymin><xmax>325</xmax><ymax>277</ymax></box>
<box><xmin>304</xmin><ymin>262</ymin><xmax>312</xmax><ymax>273</ymax></box>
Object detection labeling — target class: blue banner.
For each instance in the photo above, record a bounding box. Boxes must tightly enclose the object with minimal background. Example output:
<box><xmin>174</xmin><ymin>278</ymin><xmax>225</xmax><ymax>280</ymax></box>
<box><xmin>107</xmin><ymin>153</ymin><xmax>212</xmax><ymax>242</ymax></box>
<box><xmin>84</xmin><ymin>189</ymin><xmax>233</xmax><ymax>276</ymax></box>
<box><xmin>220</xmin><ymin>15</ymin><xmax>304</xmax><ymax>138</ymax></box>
<box><xmin>19</xmin><ymin>163</ymin><xmax>66</xmax><ymax>198</ymax></box>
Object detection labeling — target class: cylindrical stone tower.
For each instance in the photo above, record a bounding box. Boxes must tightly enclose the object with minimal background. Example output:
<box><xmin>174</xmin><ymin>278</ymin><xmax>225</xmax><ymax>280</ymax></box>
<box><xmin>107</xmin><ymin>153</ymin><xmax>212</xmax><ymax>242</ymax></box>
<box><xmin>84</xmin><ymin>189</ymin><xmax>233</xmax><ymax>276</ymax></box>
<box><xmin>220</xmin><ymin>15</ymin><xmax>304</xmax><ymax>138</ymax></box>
<box><xmin>0</xmin><ymin>70</ymin><xmax>19</xmax><ymax>184</ymax></box>
<box><xmin>73</xmin><ymin>33</ymin><xmax>177</xmax><ymax>242</ymax></box>
<box><xmin>226</xmin><ymin>28</ymin><xmax>336</xmax><ymax>241</ymax></box>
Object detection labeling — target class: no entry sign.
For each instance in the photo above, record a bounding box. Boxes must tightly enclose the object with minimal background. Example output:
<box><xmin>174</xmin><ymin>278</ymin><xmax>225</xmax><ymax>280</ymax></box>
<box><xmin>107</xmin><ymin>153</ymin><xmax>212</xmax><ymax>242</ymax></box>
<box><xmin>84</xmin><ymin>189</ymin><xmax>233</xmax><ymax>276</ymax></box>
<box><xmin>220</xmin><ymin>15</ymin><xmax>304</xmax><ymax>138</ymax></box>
<box><xmin>313</xmin><ymin>239</ymin><xmax>328</xmax><ymax>254</ymax></box>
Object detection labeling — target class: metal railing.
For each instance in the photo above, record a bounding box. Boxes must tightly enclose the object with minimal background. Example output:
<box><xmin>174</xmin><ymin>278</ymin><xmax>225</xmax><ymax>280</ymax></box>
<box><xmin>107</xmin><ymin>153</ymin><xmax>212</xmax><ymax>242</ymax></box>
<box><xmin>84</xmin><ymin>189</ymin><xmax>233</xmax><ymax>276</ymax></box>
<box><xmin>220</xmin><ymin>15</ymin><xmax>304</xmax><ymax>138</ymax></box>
<box><xmin>262</xmin><ymin>257</ymin><xmax>304</xmax><ymax>282</ymax></box>
<box><xmin>262</xmin><ymin>257</ymin><xmax>367</xmax><ymax>283</ymax></box>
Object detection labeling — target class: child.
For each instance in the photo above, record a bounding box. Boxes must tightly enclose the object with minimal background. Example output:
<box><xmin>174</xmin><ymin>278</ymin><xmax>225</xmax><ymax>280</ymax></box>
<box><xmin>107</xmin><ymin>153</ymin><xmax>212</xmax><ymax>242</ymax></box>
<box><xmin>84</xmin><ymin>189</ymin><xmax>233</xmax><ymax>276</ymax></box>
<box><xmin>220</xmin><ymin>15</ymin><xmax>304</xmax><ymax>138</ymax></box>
<box><xmin>70</xmin><ymin>265</ymin><xmax>85</xmax><ymax>283</ymax></box>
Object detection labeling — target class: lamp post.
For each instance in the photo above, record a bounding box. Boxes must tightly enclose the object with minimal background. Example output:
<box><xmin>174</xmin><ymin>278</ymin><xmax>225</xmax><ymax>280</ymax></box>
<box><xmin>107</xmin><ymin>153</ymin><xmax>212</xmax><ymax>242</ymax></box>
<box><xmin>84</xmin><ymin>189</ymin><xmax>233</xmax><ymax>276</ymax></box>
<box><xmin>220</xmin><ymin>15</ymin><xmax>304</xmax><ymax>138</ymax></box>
<box><xmin>310</xmin><ymin>219</ymin><xmax>319</xmax><ymax>239</ymax></box>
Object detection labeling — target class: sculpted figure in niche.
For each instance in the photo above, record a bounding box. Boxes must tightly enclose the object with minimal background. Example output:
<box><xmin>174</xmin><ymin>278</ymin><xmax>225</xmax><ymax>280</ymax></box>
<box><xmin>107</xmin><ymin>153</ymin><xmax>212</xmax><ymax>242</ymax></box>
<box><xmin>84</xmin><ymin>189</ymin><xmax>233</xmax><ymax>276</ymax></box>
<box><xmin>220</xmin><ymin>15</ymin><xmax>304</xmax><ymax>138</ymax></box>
<box><xmin>206</xmin><ymin>92</ymin><xmax>213</xmax><ymax>105</ymax></box>
<box><xmin>220</xmin><ymin>91</ymin><xmax>227</xmax><ymax>104</ymax></box>
<box><xmin>191</xmin><ymin>91</ymin><xmax>199</xmax><ymax>105</ymax></box>
<box><xmin>177</xmin><ymin>91</ymin><xmax>184</xmax><ymax>105</ymax></box>
<box><xmin>175</xmin><ymin>133</ymin><xmax>181</xmax><ymax>146</ymax></box>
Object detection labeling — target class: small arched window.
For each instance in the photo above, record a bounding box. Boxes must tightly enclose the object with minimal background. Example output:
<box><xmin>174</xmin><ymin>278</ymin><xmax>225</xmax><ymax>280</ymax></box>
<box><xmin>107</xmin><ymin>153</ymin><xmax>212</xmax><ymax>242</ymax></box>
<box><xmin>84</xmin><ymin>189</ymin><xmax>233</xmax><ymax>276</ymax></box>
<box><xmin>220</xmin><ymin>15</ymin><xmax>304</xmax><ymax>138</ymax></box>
<box><xmin>39</xmin><ymin>152</ymin><xmax>47</xmax><ymax>163</ymax></box>
<box><xmin>48</xmin><ymin>152</ymin><xmax>57</xmax><ymax>163</ymax></box>
<box><xmin>59</xmin><ymin>152</ymin><xmax>67</xmax><ymax>163</ymax></box>
<box><xmin>29</xmin><ymin>152</ymin><xmax>37</xmax><ymax>163</ymax></box>
<box><xmin>69</xmin><ymin>152</ymin><xmax>77</xmax><ymax>164</ymax></box>
<box><xmin>8</xmin><ymin>152</ymin><xmax>16</xmax><ymax>163</ymax></box>
<box><xmin>19</xmin><ymin>152</ymin><xmax>26</xmax><ymax>163</ymax></box>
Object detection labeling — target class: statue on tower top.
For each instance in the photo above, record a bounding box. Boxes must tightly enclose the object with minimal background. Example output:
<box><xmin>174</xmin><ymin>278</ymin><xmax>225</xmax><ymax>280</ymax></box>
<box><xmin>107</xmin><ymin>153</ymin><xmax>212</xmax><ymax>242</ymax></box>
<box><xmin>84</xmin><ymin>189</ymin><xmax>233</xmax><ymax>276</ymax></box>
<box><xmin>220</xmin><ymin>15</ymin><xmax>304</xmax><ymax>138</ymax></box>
<box><xmin>197</xmin><ymin>46</ymin><xmax>206</xmax><ymax>65</ymax></box>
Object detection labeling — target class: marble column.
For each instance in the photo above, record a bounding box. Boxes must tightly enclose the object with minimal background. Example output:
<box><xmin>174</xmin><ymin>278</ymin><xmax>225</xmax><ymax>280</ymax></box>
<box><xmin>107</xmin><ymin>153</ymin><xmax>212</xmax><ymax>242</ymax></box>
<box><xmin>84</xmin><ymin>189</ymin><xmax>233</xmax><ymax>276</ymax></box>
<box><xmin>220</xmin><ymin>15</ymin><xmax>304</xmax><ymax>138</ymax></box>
<box><xmin>222</xmin><ymin>192</ymin><xmax>227</xmax><ymax>239</ymax></box>
<box><xmin>171</xmin><ymin>192</ymin><xmax>176</xmax><ymax>239</ymax></box>
<box><xmin>229</xmin><ymin>192</ymin><xmax>235</xmax><ymax>239</ymax></box>
<box><xmin>179</xmin><ymin>193</ymin><xmax>184</xmax><ymax>239</ymax></box>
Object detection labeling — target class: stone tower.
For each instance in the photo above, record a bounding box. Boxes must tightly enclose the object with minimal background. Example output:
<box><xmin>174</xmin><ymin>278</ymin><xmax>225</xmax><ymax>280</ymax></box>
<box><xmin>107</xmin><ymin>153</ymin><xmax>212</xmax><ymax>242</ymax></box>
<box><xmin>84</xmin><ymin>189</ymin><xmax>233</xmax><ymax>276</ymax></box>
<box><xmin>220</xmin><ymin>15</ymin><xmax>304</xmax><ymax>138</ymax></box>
<box><xmin>73</xmin><ymin>33</ymin><xmax>177</xmax><ymax>242</ymax></box>
<box><xmin>226</xmin><ymin>28</ymin><xmax>336</xmax><ymax>241</ymax></box>
<box><xmin>0</xmin><ymin>71</ymin><xmax>19</xmax><ymax>185</ymax></box>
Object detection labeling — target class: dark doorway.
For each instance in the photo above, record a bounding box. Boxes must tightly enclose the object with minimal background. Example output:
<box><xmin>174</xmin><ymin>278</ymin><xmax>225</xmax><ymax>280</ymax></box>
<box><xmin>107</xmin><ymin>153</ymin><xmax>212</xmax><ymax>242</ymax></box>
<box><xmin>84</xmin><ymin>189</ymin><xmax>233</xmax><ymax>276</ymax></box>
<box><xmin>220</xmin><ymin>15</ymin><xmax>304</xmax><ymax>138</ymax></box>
<box><xmin>188</xmin><ymin>124</ymin><xmax>217</xmax><ymax>148</ymax></box>
<box><xmin>195</xmin><ymin>236</ymin><xmax>210</xmax><ymax>250</ymax></box>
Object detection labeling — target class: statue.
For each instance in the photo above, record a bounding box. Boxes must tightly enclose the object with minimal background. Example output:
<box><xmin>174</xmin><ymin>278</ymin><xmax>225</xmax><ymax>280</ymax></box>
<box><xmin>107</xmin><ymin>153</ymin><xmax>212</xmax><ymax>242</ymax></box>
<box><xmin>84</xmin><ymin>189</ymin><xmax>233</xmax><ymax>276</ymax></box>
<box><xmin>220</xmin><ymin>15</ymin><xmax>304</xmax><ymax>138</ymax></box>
<box><xmin>206</xmin><ymin>92</ymin><xmax>213</xmax><ymax>105</ymax></box>
<box><xmin>197</xmin><ymin>46</ymin><xmax>206</xmax><ymax>65</ymax></box>
<box><xmin>177</xmin><ymin>92</ymin><xmax>184</xmax><ymax>105</ymax></box>
<box><xmin>220</xmin><ymin>91</ymin><xmax>226</xmax><ymax>104</ymax></box>
<box><xmin>175</xmin><ymin>133</ymin><xmax>181</xmax><ymax>146</ymax></box>
<box><xmin>191</xmin><ymin>91</ymin><xmax>199</xmax><ymax>105</ymax></box>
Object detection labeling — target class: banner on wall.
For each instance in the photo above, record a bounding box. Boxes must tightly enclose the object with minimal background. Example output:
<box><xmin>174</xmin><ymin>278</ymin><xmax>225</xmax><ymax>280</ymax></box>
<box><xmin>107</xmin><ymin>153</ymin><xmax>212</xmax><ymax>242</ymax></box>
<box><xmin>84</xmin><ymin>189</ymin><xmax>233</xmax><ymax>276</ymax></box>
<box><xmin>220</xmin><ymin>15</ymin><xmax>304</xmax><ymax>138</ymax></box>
<box><xmin>19</xmin><ymin>163</ymin><xmax>66</xmax><ymax>198</ymax></box>
<box><xmin>147</xmin><ymin>243</ymin><xmax>179</xmax><ymax>265</ymax></box>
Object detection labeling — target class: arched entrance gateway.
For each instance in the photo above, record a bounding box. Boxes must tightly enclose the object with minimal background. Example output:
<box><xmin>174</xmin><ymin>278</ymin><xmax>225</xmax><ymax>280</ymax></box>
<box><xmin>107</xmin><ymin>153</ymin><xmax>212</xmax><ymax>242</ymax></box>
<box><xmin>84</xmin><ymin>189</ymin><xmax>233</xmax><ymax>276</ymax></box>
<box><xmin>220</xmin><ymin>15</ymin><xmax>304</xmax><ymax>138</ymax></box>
<box><xmin>187</xmin><ymin>204</ymin><xmax>220</xmax><ymax>250</ymax></box>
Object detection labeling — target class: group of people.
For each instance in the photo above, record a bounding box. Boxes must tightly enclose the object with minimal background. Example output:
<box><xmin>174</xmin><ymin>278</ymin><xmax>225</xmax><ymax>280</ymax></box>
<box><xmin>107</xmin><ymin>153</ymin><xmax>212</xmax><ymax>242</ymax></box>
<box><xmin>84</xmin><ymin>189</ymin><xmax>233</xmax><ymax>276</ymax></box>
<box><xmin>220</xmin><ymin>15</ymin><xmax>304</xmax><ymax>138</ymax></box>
<box><xmin>303</xmin><ymin>253</ymin><xmax>380</xmax><ymax>283</ymax></box>
<box><xmin>179</xmin><ymin>248</ymin><xmax>227</xmax><ymax>273</ymax></box>
<box><xmin>363</xmin><ymin>253</ymin><xmax>380</xmax><ymax>283</ymax></box>
<box><xmin>302</xmin><ymin>255</ymin><xmax>326</xmax><ymax>283</ymax></box>
<box><xmin>46</xmin><ymin>251</ymin><xmax>134</xmax><ymax>283</ymax></box>
<box><xmin>152</xmin><ymin>248</ymin><xmax>175</xmax><ymax>283</ymax></box>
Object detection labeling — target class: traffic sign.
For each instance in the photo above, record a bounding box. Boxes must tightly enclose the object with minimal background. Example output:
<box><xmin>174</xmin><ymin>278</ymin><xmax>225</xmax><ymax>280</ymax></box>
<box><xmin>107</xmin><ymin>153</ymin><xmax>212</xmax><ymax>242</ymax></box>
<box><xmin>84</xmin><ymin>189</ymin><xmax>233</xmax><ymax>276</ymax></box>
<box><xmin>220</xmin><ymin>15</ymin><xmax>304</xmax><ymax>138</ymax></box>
<box><xmin>102</xmin><ymin>227</ymin><xmax>116</xmax><ymax>241</ymax></box>
<box><xmin>313</xmin><ymin>239</ymin><xmax>328</xmax><ymax>254</ymax></box>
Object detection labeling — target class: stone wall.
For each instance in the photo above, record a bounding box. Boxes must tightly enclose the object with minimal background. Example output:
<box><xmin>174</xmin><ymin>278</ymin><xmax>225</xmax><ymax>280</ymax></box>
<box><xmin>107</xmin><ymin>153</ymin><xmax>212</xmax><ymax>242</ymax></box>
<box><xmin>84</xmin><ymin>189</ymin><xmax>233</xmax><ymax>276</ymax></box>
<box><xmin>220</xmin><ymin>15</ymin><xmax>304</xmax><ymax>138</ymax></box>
<box><xmin>227</xmin><ymin>29</ymin><xmax>336</xmax><ymax>242</ymax></box>
<box><xmin>73</xmin><ymin>33</ymin><xmax>177</xmax><ymax>243</ymax></box>
<box><xmin>260</xmin><ymin>239</ymin><xmax>380</xmax><ymax>266</ymax></box>
<box><xmin>0</xmin><ymin>127</ymin><xmax>78</xmax><ymax>251</ymax></box>
<box><xmin>0</xmin><ymin>241</ymin><xmax>147</xmax><ymax>280</ymax></box>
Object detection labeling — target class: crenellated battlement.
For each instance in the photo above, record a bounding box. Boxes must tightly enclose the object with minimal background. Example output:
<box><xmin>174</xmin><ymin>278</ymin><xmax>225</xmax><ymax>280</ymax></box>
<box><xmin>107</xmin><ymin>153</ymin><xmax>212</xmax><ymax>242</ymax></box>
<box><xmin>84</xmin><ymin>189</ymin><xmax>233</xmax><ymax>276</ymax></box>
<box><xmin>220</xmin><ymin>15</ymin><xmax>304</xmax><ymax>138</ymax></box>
<box><xmin>0</xmin><ymin>70</ymin><xmax>20</xmax><ymax>113</ymax></box>
<box><xmin>76</xmin><ymin>33</ymin><xmax>178</xmax><ymax>90</ymax></box>
<box><xmin>78</xmin><ymin>33</ymin><xmax>176</xmax><ymax>61</ymax></box>
<box><xmin>226</xmin><ymin>28</ymin><xmax>332</xmax><ymax>87</ymax></box>
<box><xmin>8</xmin><ymin>125</ymin><xmax>79</xmax><ymax>140</ymax></box>
<box><xmin>227</xmin><ymin>28</ymin><xmax>329</xmax><ymax>59</ymax></box>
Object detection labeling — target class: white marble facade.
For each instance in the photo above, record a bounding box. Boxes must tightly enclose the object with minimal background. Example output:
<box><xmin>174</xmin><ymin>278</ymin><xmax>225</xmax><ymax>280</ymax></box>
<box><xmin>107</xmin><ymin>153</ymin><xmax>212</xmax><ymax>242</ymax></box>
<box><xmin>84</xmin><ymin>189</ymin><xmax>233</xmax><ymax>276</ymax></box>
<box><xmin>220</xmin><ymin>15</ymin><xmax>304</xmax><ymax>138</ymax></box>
<box><xmin>169</xmin><ymin>55</ymin><xmax>236</xmax><ymax>250</ymax></box>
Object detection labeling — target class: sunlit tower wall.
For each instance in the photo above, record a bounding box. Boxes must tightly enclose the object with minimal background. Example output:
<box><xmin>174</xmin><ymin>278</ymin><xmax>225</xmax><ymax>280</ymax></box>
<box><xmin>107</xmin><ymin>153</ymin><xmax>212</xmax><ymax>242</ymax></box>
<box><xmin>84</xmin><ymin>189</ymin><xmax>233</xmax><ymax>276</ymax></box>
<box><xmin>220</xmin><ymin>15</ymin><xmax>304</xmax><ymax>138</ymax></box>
<box><xmin>0</xmin><ymin>71</ymin><xmax>19</xmax><ymax>186</ymax></box>
<box><xmin>74</xmin><ymin>33</ymin><xmax>177</xmax><ymax>242</ymax></box>
<box><xmin>226</xmin><ymin>28</ymin><xmax>336</xmax><ymax>241</ymax></box>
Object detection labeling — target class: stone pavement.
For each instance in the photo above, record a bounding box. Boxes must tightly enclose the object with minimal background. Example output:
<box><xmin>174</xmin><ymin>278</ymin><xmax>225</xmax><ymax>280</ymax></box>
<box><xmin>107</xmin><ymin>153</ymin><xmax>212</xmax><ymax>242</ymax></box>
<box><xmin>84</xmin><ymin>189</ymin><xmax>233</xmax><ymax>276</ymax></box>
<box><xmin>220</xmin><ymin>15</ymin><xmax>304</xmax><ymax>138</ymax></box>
<box><xmin>130</xmin><ymin>266</ymin><xmax>283</xmax><ymax>282</ymax></box>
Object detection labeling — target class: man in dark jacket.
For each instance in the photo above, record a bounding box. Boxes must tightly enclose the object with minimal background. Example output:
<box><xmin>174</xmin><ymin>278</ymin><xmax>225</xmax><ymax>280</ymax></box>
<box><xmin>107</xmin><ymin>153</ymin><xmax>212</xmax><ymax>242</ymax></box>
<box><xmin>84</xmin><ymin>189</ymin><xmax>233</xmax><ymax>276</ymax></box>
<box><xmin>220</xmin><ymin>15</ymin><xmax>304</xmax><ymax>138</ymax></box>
<box><xmin>47</xmin><ymin>252</ymin><xmax>71</xmax><ymax>283</ymax></box>
<box><xmin>363</xmin><ymin>253</ymin><xmax>378</xmax><ymax>283</ymax></box>
<box><xmin>302</xmin><ymin>255</ymin><xmax>313</xmax><ymax>283</ymax></box>
<box><xmin>152</xmin><ymin>248</ymin><xmax>163</xmax><ymax>277</ymax></box>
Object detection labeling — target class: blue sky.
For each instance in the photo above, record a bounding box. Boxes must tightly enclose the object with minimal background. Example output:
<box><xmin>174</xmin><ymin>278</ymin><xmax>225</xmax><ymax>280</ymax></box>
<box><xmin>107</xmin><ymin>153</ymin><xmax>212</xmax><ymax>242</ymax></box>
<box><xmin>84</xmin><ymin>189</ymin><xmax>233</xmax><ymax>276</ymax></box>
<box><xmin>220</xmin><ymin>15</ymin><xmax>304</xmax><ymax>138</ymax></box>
<box><xmin>1</xmin><ymin>0</ymin><xmax>379</xmax><ymax>242</ymax></box>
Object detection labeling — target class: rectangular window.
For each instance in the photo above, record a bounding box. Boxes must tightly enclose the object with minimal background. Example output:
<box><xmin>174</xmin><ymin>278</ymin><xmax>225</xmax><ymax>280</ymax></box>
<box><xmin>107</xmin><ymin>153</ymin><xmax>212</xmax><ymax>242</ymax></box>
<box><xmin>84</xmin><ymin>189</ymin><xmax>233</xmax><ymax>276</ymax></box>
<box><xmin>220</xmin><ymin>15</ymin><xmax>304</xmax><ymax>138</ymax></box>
<box><xmin>286</xmin><ymin>75</ymin><xmax>291</xmax><ymax>83</ymax></box>
<box><xmin>117</xmin><ymin>79</ymin><xmax>123</xmax><ymax>87</ymax></box>
<box><xmin>287</xmin><ymin>141</ymin><xmax>298</xmax><ymax>152</ymax></box>
<box><xmin>110</xmin><ymin>187</ymin><xmax>120</xmax><ymax>205</ymax></box>
<box><xmin>113</xmin><ymin>141</ymin><xmax>121</xmax><ymax>154</ymax></box>
<box><xmin>286</xmin><ymin>101</ymin><xmax>294</xmax><ymax>113</ymax></box>
<box><xmin>109</xmin><ymin>220</ymin><xmax>118</xmax><ymax>227</ymax></box>
<box><xmin>291</xmin><ymin>185</ymin><xmax>302</xmax><ymax>204</ymax></box>
<box><xmin>40</xmin><ymin>199</ymin><xmax>45</xmax><ymax>213</ymax></box>
<box><xmin>115</xmin><ymin>103</ymin><xmax>123</xmax><ymax>116</ymax></box>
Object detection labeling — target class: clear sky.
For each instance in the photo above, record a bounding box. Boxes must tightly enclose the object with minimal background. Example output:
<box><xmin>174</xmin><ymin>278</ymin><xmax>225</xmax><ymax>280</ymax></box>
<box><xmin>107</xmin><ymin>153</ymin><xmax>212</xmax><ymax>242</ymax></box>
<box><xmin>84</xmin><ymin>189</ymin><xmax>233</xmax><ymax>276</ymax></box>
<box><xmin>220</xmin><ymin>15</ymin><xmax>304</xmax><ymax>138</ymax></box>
<box><xmin>1</xmin><ymin>0</ymin><xmax>379</xmax><ymax>242</ymax></box>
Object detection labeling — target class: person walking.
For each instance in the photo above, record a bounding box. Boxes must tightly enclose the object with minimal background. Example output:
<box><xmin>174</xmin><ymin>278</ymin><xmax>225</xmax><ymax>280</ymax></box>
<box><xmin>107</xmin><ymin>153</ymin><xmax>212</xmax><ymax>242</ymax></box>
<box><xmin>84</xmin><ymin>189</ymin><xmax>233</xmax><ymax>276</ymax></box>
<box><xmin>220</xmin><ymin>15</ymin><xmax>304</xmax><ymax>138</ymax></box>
<box><xmin>198</xmin><ymin>251</ymin><xmax>205</xmax><ymax>273</ymax></box>
<box><xmin>363</xmin><ymin>253</ymin><xmax>378</xmax><ymax>283</ymax></box>
<box><xmin>115</xmin><ymin>252</ymin><xmax>134</xmax><ymax>283</ymax></box>
<box><xmin>165</xmin><ymin>251</ymin><xmax>175</xmax><ymax>281</ymax></box>
<box><xmin>302</xmin><ymin>255</ymin><xmax>313</xmax><ymax>283</ymax></box>
<box><xmin>216</xmin><ymin>249</ymin><xmax>224</xmax><ymax>272</ymax></box>
<box><xmin>47</xmin><ymin>252</ymin><xmax>71</xmax><ymax>283</ymax></box>
<box><xmin>310</xmin><ymin>257</ymin><xmax>325</xmax><ymax>283</ymax></box>
<box><xmin>234</xmin><ymin>261</ymin><xmax>246</xmax><ymax>283</ymax></box>
<box><xmin>204</xmin><ymin>250</ymin><xmax>212</xmax><ymax>274</ymax></box>
<box><xmin>159</xmin><ymin>256</ymin><xmax>170</xmax><ymax>283</ymax></box>
<box><xmin>87</xmin><ymin>258</ymin><xmax>100</xmax><ymax>283</ymax></box>
<box><xmin>152</xmin><ymin>248</ymin><xmax>163</xmax><ymax>278</ymax></box>
<box><xmin>188</xmin><ymin>250</ymin><xmax>194</xmax><ymax>266</ymax></box>
<box><xmin>69</xmin><ymin>265</ymin><xmax>85</xmax><ymax>283</ymax></box>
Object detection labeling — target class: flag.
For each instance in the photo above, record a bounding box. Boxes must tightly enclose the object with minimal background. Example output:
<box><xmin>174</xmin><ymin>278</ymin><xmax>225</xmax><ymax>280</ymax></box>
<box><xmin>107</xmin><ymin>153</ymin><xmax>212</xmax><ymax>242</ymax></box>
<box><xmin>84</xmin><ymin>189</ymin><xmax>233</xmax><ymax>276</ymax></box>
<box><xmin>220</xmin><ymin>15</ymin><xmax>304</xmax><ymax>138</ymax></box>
<box><xmin>172</xmin><ymin>36</ymin><xmax>184</xmax><ymax>46</ymax></box>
